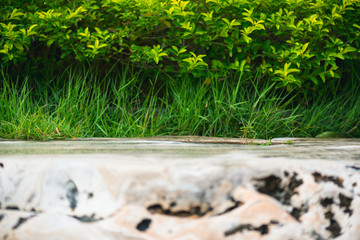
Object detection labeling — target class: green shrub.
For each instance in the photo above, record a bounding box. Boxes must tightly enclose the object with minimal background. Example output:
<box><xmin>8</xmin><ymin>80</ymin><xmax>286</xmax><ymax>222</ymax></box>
<box><xmin>1</xmin><ymin>0</ymin><xmax>359</xmax><ymax>92</ymax></box>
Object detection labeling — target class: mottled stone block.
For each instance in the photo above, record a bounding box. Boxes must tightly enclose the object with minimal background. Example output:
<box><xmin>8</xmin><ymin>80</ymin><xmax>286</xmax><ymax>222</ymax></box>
<box><xmin>0</xmin><ymin>138</ymin><xmax>360</xmax><ymax>240</ymax></box>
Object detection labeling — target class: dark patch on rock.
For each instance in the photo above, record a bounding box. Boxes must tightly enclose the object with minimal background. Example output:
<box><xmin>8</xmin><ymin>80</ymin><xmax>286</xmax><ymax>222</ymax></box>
<box><xmin>321</xmin><ymin>195</ymin><xmax>353</xmax><ymax>216</ymax></box>
<box><xmin>325</xmin><ymin>211</ymin><xmax>342</xmax><ymax>238</ymax></box>
<box><xmin>0</xmin><ymin>162</ymin><xmax>3</xmax><ymax>168</ymax></box>
<box><xmin>312</xmin><ymin>172</ymin><xmax>343</xmax><ymax>187</ymax></box>
<box><xmin>224</xmin><ymin>224</ymin><xmax>252</xmax><ymax>236</ymax></box>
<box><xmin>270</xmin><ymin>220</ymin><xmax>280</xmax><ymax>225</ymax></box>
<box><xmin>290</xmin><ymin>204</ymin><xmax>308</xmax><ymax>221</ymax></box>
<box><xmin>73</xmin><ymin>214</ymin><xmax>102</xmax><ymax>223</ymax></box>
<box><xmin>136</xmin><ymin>218</ymin><xmax>152</xmax><ymax>232</ymax></box>
<box><xmin>216</xmin><ymin>196</ymin><xmax>243</xmax><ymax>216</ymax></box>
<box><xmin>65</xmin><ymin>180</ymin><xmax>78</xmax><ymax>210</ymax></box>
<box><xmin>290</xmin><ymin>207</ymin><xmax>302</xmax><ymax>220</ymax></box>
<box><xmin>254</xmin><ymin>175</ymin><xmax>282</xmax><ymax>196</ymax></box>
<box><xmin>346</xmin><ymin>165</ymin><xmax>360</xmax><ymax>171</ymax></box>
<box><xmin>256</xmin><ymin>224</ymin><xmax>269</xmax><ymax>235</ymax></box>
<box><xmin>253</xmin><ymin>173</ymin><xmax>303</xmax><ymax>205</ymax></box>
<box><xmin>287</xmin><ymin>173</ymin><xmax>304</xmax><ymax>201</ymax></box>
<box><xmin>6</xmin><ymin>206</ymin><xmax>20</xmax><ymax>210</ymax></box>
<box><xmin>170</xmin><ymin>202</ymin><xmax>176</xmax><ymax>207</ymax></box>
<box><xmin>87</xmin><ymin>192</ymin><xmax>93</xmax><ymax>199</ymax></box>
<box><xmin>147</xmin><ymin>204</ymin><xmax>164</xmax><ymax>213</ymax></box>
<box><xmin>0</xmin><ymin>214</ymin><xmax>4</xmax><ymax>222</ymax></box>
<box><xmin>224</xmin><ymin>224</ymin><xmax>269</xmax><ymax>237</ymax></box>
<box><xmin>12</xmin><ymin>215</ymin><xmax>36</xmax><ymax>230</ymax></box>
<box><xmin>320</xmin><ymin>198</ymin><xmax>334</xmax><ymax>207</ymax></box>
<box><xmin>253</xmin><ymin>175</ymin><xmax>283</xmax><ymax>202</ymax></box>
<box><xmin>254</xmin><ymin>173</ymin><xmax>306</xmax><ymax>220</ymax></box>
<box><xmin>311</xmin><ymin>231</ymin><xmax>326</xmax><ymax>240</ymax></box>
<box><xmin>147</xmin><ymin>203</ymin><xmax>212</xmax><ymax>217</ymax></box>
<box><xmin>339</xmin><ymin>193</ymin><xmax>353</xmax><ymax>215</ymax></box>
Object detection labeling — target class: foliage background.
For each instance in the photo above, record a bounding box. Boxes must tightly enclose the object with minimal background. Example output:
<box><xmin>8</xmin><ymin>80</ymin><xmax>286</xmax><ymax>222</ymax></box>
<box><xmin>1</xmin><ymin>0</ymin><xmax>359</xmax><ymax>92</ymax></box>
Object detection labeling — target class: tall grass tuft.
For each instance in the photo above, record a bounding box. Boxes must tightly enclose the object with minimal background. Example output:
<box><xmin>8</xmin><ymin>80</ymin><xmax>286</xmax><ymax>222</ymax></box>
<box><xmin>1</xmin><ymin>60</ymin><xmax>359</xmax><ymax>140</ymax></box>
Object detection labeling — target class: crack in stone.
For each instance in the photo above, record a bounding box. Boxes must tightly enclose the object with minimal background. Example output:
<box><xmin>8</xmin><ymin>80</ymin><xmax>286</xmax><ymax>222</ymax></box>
<box><xmin>147</xmin><ymin>204</ymin><xmax>212</xmax><ymax>217</ymax></box>
<box><xmin>12</xmin><ymin>215</ymin><xmax>36</xmax><ymax>230</ymax></box>
<box><xmin>346</xmin><ymin>165</ymin><xmax>360</xmax><ymax>171</ymax></box>
<box><xmin>5</xmin><ymin>206</ymin><xmax>20</xmax><ymax>210</ymax></box>
<box><xmin>65</xmin><ymin>180</ymin><xmax>78</xmax><ymax>211</ymax></box>
<box><xmin>215</xmin><ymin>196</ymin><xmax>243</xmax><ymax>216</ymax></box>
<box><xmin>27</xmin><ymin>193</ymin><xmax>36</xmax><ymax>204</ymax></box>
<box><xmin>224</xmin><ymin>223</ymin><xmax>273</xmax><ymax>237</ymax></box>
<box><xmin>73</xmin><ymin>214</ymin><xmax>102</xmax><ymax>223</ymax></box>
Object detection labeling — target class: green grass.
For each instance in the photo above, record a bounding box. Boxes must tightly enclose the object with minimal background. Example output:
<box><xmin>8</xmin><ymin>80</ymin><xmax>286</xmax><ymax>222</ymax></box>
<box><xmin>292</xmin><ymin>61</ymin><xmax>360</xmax><ymax>138</ymax></box>
<box><xmin>1</xmin><ymin>62</ymin><xmax>359</xmax><ymax>140</ymax></box>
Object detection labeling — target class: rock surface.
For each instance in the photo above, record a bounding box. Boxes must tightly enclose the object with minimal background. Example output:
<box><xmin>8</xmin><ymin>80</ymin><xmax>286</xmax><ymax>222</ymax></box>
<box><xmin>0</xmin><ymin>138</ymin><xmax>360</xmax><ymax>240</ymax></box>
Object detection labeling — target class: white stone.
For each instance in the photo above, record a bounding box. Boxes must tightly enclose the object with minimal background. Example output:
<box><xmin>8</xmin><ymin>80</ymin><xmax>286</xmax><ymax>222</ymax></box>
<box><xmin>0</xmin><ymin>138</ymin><xmax>360</xmax><ymax>239</ymax></box>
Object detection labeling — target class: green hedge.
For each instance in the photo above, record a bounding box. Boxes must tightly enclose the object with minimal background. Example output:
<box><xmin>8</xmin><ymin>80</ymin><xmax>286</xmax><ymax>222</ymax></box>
<box><xmin>1</xmin><ymin>0</ymin><xmax>359</xmax><ymax>91</ymax></box>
